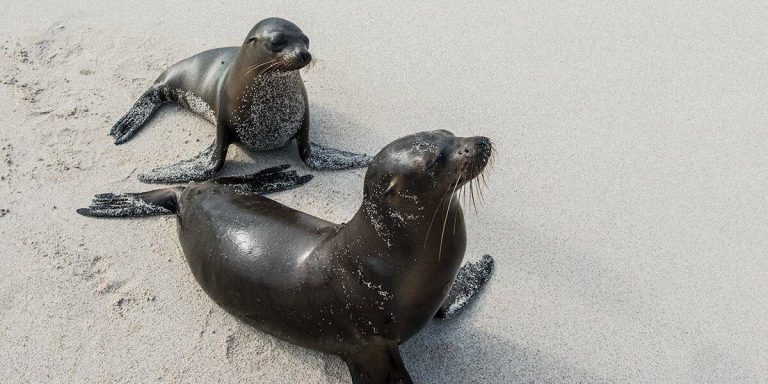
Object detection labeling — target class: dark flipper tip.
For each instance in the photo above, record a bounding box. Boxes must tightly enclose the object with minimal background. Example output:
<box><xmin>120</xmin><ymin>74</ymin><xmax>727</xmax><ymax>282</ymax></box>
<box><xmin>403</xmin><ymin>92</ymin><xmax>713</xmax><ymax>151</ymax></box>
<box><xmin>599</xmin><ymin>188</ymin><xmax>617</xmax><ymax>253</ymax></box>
<box><xmin>297</xmin><ymin>174</ymin><xmax>314</xmax><ymax>185</ymax></box>
<box><xmin>75</xmin><ymin>208</ymin><xmax>92</xmax><ymax>217</ymax></box>
<box><xmin>113</xmin><ymin>135</ymin><xmax>130</xmax><ymax>145</ymax></box>
<box><xmin>479</xmin><ymin>254</ymin><xmax>495</xmax><ymax>273</ymax></box>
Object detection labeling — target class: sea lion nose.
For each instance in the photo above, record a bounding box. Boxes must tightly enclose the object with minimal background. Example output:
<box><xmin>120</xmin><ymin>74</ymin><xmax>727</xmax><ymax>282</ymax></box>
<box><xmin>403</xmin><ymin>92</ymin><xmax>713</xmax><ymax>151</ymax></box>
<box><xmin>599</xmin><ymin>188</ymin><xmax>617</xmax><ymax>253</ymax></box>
<box><xmin>457</xmin><ymin>137</ymin><xmax>492</xmax><ymax>159</ymax></box>
<box><xmin>462</xmin><ymin>136</ymin><xmax>491</xmax><ymax>151</ymax></box>
<box><xmin>476</xmin><ymin>137</ymin><xmax>493</xmax><ymax>159</ymax></box>
<box><xmin>298</xmin><ymin>51</ymin><xmax>311</xmax><ymax>64</ymax></box>
<box><xmin>477</xmin><ymin>137</ymin><xmax>491</xmax><ymax>151</ymax></box>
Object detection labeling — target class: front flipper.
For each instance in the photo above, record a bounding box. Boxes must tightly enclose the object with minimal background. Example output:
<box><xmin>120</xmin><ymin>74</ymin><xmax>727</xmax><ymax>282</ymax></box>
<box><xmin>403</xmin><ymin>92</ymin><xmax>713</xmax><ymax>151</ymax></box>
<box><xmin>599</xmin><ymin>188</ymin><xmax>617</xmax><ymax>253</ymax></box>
<box><xmin>435</xmin><ymin>254</ymin><xmax>495</xmax><ymax>320</ymax></box>
<box><xmin>344</xmin><ymin>343</ymin><xmax>413</xmax><ymax>384</ymax></box>
<box><xmin>137</xmin><ymin>143</ymin><xmax>223</xmax><ymax>183</ymax></box>
<box><xmin>214</xmin><ymin>164</ymin><xmax>313</xmax><ymax>194</ymax></box>
<box><xmin>303</xmin><ymin>141</ymin><xmax>373</xmax><ymax>170</ymax></box>
<box><xmin>295</xmin><ymin>111</ymin><xmax>373</xmax><ymax>170</ymax></box>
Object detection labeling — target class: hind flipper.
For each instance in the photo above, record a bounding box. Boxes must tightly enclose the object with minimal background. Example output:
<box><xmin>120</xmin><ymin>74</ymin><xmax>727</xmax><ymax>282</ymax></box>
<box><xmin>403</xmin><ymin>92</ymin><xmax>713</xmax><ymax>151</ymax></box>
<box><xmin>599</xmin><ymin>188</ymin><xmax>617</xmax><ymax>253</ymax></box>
<box><xmin>111</xmin><ymin>86</ymin><xmax>166</xmax><ymax>144</ymax></box>
<box><xmin>76</xmin><ymin>189</ymin><xmax>180</xmax><ymax>218</ymax></box>
<box><xmin>214</xmin><ymin>165</ymin><xmax>313</xmax><ymax>194</ymax></box>
<box><xmin>435</xmin><ymin>254</ymin><xmax>494</xmax><ymax>320</ymax></box>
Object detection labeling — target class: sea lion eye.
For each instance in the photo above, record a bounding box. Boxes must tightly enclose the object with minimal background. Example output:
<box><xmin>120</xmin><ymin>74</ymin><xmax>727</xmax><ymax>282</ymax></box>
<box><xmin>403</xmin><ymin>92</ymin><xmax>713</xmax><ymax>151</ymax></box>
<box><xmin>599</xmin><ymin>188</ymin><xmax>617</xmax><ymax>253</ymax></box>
<box><xmin>270</xmin><ymin>39</ymin><xmax>285</xmax><ymax>52</ymax></box>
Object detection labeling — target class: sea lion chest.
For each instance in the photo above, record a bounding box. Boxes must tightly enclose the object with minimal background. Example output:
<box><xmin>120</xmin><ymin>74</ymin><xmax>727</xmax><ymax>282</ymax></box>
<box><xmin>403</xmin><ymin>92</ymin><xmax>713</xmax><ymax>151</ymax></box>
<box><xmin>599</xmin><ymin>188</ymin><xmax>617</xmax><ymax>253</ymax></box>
<box><xmin>230</xmin><ymin>71</ymin><xmax>305</xmax><ymax>150</ymax></box>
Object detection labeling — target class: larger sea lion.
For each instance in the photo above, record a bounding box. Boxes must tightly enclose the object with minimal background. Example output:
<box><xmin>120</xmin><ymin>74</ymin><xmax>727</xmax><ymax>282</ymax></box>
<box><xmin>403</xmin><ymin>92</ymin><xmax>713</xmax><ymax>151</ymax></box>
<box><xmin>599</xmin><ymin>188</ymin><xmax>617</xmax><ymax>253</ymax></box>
<box><xmin>109</xmin><ymin>17</ymin><xmax>371</xmax><ymax>183</ymax></box>
<box><xmin>78</xmin><ymin>130</ymin><xmax>495</xmax><ymax>383</ymax></box>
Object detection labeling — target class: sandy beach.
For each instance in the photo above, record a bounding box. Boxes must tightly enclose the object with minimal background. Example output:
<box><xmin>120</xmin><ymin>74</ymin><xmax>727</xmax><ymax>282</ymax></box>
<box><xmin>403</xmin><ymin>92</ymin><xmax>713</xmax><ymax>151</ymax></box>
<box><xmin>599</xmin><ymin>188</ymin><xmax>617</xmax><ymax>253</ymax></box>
<box><xmin>1</xmin><ymin>1</ymin><xmax>767</xmax><ymax>382</ymax></box>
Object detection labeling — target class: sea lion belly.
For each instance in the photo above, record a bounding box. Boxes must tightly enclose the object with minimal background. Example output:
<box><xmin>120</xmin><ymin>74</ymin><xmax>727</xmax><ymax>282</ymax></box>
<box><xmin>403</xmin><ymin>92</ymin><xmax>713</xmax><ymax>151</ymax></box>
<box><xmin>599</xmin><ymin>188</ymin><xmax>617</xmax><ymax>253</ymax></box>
<box><xmin>231</xmin><ymin>71</ymin><xmax>305</xmax><ymax>151</ymax></box>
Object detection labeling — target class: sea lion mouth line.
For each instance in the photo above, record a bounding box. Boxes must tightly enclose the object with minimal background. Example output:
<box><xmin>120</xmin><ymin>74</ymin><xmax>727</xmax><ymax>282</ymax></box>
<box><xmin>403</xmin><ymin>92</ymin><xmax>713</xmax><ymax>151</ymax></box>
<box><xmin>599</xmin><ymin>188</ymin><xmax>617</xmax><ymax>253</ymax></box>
<box><xmin>242</xmin><ymin>57</ymin><xmax>282</xmax><ymax>77</ymax></box>
<box><xmin>273</xmin><ymin>52</ymin><xmax>312</xmax><ymax>72</ymax></box>
<box><xmin>241</xmin><ymin>53</ymin><xmax>312</xmax><ymax>78</ymax></box>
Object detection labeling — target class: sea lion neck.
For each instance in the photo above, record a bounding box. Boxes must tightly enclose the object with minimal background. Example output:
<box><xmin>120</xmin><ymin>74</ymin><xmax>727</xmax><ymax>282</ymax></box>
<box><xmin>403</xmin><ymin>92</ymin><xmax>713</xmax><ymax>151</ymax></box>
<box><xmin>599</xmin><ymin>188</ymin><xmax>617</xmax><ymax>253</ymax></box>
<box><xmin>343</xmin><ymin>192</ymin><xmax>466</xmax><ymax>264</ymax></box>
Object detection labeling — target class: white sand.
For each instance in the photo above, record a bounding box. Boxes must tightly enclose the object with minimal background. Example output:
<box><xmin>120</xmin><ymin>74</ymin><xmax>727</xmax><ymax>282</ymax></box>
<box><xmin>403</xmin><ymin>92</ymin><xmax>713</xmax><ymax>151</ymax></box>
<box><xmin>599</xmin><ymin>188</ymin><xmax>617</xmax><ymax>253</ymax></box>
<box><xmin>1</xmin><ymin>1</ymin><xmax>767</xmax><ymax>383</ymax></box>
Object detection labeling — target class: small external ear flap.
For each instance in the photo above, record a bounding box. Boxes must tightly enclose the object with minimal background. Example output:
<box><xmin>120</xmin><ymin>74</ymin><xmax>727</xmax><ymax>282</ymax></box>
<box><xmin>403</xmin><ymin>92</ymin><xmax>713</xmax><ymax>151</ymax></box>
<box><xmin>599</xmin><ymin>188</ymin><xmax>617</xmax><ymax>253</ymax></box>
<box><xmin>383</xmin><ymin>178</ymin><xmax>398</xmax><ymax>197</ymax></box>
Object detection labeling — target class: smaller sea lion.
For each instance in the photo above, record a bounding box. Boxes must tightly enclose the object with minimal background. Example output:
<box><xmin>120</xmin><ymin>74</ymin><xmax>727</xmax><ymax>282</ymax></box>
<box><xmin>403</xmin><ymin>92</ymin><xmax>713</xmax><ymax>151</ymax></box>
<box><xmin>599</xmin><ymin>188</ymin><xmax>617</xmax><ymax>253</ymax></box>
<box><xmin>109</xmin><ymin>17</ymin><xmax>371</xmax><ymax>184</ymax></box>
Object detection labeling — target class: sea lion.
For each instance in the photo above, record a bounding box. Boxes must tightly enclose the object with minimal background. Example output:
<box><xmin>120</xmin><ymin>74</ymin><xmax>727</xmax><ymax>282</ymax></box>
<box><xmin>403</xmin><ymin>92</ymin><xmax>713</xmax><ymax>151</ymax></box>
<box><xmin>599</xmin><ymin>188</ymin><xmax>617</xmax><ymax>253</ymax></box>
<box><xmin>109</xmin><ymin>17</ymin><xmax>371</xmax><ymax>183</ymax></box>
<box><xmin>78</xmin><ymin>130</ymin><xmax>495</xmax><ymax>383</ymax></box>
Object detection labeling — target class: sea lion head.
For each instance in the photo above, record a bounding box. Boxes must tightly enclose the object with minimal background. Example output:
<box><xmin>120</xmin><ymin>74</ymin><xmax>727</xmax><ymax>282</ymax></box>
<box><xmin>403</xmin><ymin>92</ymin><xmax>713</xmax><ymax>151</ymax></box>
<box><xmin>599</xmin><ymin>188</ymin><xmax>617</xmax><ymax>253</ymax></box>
<box><xmin>243</xmin><ymin>18</ymin><xmax>312</xmax><ymax>72</ymax></box>
<box><xmin>364</xmin><ymin>130</ymin><xmax>493</xmax><ymax>208</ymax></box>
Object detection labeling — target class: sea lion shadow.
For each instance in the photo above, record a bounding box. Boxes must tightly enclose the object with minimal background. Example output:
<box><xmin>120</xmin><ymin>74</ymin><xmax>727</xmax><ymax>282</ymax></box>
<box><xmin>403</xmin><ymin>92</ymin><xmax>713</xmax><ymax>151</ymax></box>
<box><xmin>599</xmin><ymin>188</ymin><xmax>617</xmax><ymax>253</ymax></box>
<box><xmin>401</xmin><ymin>318</ymin><xmax>609</xmax><ymax>384</ymax></box>
<box><xmin>306</xmin><ymin>103</ymin><xmax>372</xmax><ymax>145</ymax></box>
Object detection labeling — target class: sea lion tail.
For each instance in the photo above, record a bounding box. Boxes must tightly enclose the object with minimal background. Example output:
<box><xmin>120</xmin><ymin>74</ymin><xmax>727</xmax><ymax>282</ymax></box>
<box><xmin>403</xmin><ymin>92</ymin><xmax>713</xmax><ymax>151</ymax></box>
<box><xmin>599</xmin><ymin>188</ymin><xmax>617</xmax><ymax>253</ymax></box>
<box><xmin>76</xmin><ymin>187</ymin><xmax>182</xmax><ymax>218</ymax></box>
<box><xmin>110</xmin><ymin>86</ymin><xmax>167</xmax><ymax>145</ymax></box>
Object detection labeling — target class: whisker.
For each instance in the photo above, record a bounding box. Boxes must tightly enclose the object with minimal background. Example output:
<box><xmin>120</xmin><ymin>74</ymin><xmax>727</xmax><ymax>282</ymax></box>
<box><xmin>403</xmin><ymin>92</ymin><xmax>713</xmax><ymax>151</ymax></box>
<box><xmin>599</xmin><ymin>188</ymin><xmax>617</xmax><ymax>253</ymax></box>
<box><xmin>301</xmin><ymin>56</ymin><xmax>317</xmax><ymax>74</ymax></box>
<box><xmin>480</xmin><ymin>170</ymin><xmax>489</xmax><ymax>190</ymax></box>
<box><xmin>243</xmin><ymin>59</ymin><xmax>276</xmax><ymax>78</ymax></box>
<box><xmin>242</xmin><ymin>58</ymin><xmax>279</xmax><ymax>78</ymax></box>
<box><xmin>469</xmin><ymin>157</ymin><xmax>481</xmax><ymax>214</ymax></box>
<box><xmin>475</xmin><ymin>160</ymin><xmax>486</xmax><ymax>204</ymax></box>
<box><xmin>462</xmin><ymin>181</ymin><xmax>468</xmax><ymax>206</ymax></box>
<box><xmin>423</xmin><ymin>188</ymin><xmax>450</xmax><ymax>251</ymax></box>
<box><xmin>438</xmin><ymin>175</ymin><xmax>462</xmax><ymax>261</ymax></box>
<box><xmin>254</xmin><ymin>59</ymin><xmax>278</xmax><ymax>70</ymax></box>
<box><xmin>262</xmin><ymin>59</ymin><xmax>284</xmax><ymax>74</ymax></box>
<box><xmin>453</xmin><ymin>185</ymin><xmax>462</xmax><ymax>234</ymax></box>
<box><xmin>469</xmin><ymin>178</ymin><xmax>478</xmax><ymax>214</ymax></box>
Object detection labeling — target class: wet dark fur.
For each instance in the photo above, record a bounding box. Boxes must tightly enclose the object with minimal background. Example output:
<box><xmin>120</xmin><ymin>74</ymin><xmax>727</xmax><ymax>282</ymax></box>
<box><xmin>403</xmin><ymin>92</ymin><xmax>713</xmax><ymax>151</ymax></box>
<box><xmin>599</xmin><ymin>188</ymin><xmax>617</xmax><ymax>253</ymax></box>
<box><xmin>78</xmin><ymin>131</ymin><xmax>494</xmax><ymax>383</ymax></box>
<box><xmin>108</xmin><ymin>17</ymin><xmax>371</xmax><ymax>184</ymax></box>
